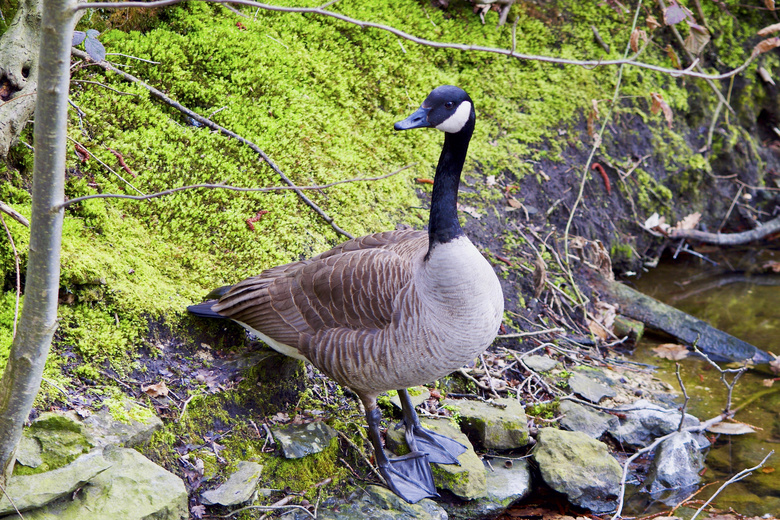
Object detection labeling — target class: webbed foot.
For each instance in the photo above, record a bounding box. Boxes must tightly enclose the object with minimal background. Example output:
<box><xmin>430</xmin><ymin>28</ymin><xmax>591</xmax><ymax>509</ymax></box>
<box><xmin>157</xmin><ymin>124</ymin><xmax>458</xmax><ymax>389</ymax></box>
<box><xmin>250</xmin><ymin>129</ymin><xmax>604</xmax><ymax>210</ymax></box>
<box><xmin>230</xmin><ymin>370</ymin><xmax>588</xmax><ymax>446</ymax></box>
<box><xmin>378</xmin><ymin>451</ymin><xmax>438</xmax><ymax>503</ymax></box>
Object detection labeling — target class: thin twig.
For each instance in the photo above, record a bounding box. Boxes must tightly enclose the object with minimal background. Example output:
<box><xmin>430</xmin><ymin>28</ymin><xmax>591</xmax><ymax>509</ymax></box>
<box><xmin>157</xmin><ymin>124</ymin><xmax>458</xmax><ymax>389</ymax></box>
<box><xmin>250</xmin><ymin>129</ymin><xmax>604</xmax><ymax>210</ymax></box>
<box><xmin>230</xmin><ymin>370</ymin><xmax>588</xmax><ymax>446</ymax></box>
<box><xmin>675</xmin><ymin>362</ymin><xmax>690</xmax><ymax>432</ymax></box>
<box><xmin>0</xmin><ymin>480</ymin><xmax>24</xmax><ymax>520</ymax></box>
<box><xmin>0</xmin><ymin>201</ymin><xmax>30</xmax><ymax>227</ymax></box>
<box><xmin>71</xmin><ymin>79</ymin><xmax>139</xmax><ymax>96</ymax></box>
<box><xmin>57</xmin><ymin>165</ymin><xmax>412</xmax><ymax>210</ymax></box>
<box><xmin>0</xmin><ymin>213</ymin><xmax>21</xmax><ymax>338</ymax></box>
<box><xmin>496</xmin><ymin>328</ymin><xmax>565</xmax><ymax>339</ymax></box>
<box><xmin>66</xmin><ymin>137</ymin><xmax>144</xmax><ymax>195</ymax></box>
<box><xmin>73</xmin><ymin>0</ymin><xmax>760</xmax><ymax>81</ymax></box>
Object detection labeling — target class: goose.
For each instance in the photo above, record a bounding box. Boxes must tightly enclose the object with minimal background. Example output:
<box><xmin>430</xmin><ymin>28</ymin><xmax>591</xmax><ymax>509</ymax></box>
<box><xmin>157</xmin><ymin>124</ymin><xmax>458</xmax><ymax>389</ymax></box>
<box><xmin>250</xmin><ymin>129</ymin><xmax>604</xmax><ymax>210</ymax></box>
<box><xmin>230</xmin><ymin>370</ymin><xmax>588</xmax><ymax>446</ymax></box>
<box><xmin>188</xmin><ymin>85</ymin><xmax>504</xmax><ymax>503</ymax></box>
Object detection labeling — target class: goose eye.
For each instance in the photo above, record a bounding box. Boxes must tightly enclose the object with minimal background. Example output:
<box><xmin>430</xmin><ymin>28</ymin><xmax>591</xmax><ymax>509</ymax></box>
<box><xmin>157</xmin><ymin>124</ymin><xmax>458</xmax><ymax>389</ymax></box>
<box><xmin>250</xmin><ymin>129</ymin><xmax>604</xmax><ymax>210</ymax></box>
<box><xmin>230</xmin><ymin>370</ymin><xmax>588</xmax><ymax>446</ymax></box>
<box><xmin>444</xmin><ymin>101</ymin><xmax>455</xmax><ymax>109</ymax></box>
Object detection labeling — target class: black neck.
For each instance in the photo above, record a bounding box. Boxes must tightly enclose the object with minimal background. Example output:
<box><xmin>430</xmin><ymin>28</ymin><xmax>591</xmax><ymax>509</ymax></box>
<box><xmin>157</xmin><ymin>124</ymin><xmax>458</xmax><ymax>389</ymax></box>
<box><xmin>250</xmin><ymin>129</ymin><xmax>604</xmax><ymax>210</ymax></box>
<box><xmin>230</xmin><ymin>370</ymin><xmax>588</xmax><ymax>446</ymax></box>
<box><xmin>427</xmin><ymin>127</ymin><xmax>472</xmax><ymax>253</ymax></box>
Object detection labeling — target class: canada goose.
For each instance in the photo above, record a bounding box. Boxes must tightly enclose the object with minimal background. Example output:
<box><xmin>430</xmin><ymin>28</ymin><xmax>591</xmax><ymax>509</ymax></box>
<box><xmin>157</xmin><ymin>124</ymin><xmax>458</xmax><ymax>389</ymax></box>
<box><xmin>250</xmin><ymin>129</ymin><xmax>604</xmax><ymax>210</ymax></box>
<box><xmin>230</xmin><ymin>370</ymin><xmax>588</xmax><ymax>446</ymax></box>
<box><xmin>188</xmin><ymin>85</ymin><xmax>504</xmax><ymax>503</ymax></box>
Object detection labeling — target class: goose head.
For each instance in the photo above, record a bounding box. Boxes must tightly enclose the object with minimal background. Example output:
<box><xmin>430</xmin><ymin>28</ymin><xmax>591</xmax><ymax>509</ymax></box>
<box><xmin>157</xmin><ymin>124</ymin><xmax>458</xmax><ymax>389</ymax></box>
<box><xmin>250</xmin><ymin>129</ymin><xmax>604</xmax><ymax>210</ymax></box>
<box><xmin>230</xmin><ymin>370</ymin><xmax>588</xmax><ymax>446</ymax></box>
<box><xmin>394</xmin><ymin>85</ymin><xmax>474</xmax><ymax>135</ymax></box>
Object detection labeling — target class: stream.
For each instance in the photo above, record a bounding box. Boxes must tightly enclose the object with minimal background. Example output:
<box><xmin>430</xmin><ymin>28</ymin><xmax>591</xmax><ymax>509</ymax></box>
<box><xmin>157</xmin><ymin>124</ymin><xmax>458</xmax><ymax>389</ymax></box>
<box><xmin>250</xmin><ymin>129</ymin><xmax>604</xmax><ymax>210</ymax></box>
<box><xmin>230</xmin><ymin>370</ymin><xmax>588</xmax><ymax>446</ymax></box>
<box><xmin>627</xmin><ymin>252</ymin><xmax>780</xmax><ymax>517</ymax></box>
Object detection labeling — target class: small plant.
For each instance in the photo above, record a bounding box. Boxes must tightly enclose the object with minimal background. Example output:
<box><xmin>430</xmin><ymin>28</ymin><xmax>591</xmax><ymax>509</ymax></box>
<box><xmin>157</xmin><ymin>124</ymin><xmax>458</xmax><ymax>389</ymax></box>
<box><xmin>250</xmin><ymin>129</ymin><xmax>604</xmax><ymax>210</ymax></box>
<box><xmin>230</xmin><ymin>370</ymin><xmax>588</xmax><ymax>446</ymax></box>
<box><xmin>72</xmin><ymin>29</ymin><xmax>106</xmax><ymax>62</ymax></box>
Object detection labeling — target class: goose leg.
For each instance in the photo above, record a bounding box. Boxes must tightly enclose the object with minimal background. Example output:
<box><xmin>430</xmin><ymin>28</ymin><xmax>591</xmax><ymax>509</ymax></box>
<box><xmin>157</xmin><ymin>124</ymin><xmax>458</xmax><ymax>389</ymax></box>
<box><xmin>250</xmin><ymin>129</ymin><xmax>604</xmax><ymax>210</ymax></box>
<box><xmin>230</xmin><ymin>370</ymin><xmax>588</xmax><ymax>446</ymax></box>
<box><xmin>365</xmin><ymin>407</ymin><xmax>438</xmax><ymax>503</ymax></box>
<box><xmin>398</xmin><ymin>388</ymin><xmax>467</xmax><ymax>465</ymax></box>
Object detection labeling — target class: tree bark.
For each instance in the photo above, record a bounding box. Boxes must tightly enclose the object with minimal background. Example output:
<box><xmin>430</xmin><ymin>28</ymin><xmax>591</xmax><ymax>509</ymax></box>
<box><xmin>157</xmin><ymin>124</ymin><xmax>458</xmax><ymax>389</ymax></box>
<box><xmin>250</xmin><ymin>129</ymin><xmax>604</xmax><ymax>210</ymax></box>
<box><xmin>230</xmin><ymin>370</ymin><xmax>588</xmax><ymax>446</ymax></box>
<box><xmin>0</xmin><ymin>0</ymin><xmax>77</xmax><ymax>487</ymax></box>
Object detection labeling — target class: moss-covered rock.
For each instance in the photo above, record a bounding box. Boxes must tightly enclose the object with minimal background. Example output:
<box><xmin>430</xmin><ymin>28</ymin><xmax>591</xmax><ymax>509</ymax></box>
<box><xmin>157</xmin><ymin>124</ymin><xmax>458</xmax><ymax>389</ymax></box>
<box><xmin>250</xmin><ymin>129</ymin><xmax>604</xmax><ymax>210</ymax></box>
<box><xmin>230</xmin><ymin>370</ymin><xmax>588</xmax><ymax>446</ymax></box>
<box><xmin>442</xmin><ymin>397</ymin><xmax>529</xmax><ymax>450</ymax></box>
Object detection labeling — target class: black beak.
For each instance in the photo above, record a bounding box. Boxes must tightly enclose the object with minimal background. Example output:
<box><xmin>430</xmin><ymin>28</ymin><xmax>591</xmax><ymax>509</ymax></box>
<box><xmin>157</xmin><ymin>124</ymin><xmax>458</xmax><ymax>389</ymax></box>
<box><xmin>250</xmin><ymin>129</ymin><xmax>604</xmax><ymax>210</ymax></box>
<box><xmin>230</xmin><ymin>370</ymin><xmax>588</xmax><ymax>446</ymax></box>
<box><xmin>394</xmin><ymin>106</ymin><xmax>431</xmax><ymax>131</ymax></box>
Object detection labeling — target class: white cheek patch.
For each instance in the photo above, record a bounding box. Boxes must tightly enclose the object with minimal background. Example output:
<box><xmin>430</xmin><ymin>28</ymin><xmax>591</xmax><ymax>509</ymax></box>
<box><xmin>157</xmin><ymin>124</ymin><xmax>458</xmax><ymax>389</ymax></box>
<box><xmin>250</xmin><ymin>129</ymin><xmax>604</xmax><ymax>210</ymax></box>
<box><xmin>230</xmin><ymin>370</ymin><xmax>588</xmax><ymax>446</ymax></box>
<box><xmin>435</xmin><ymin>101</ymin><xmax>472</xmax><ymax>133</ymax></box>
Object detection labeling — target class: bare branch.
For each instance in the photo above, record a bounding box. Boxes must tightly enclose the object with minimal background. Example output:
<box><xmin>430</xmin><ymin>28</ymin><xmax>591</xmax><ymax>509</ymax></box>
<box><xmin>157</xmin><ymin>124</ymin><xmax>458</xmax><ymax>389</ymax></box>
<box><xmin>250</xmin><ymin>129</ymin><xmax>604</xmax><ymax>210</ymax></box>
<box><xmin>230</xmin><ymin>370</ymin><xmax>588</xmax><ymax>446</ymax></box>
<box><xmin>669</xmin><ymin>214</ymin><xmax>780</xmax><ymax>245</ymax></box>
<box><xmin>73</xmin><ymin>0</ymin><xmax>759</xmax><ymax>81</ymax></box>
<box><xmin>675</xmin><ymin>362</ymin><xmax>690</xmax><ymax>432</ymax></box>
<box><xmin>56</xmin><ymin>165</ymin><xmax>412</xmax><ymax>210</ymax></box>
<box><xmin>0</xmin><ymin>214</ymin><xmax>21</xmax><ymax>339</ymax></box>
<box><xmin>0</xmin><ymin>201</ymin><xmax>29</xmax><ymax>227</ymax></box>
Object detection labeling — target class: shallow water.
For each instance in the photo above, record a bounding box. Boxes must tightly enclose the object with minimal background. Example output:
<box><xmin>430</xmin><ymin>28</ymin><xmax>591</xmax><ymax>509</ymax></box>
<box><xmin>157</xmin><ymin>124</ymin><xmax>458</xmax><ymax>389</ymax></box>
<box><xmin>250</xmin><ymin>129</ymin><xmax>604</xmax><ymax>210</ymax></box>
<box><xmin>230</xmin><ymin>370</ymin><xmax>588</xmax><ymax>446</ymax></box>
<box><xmin>627</xmin><ymin>253</ymin><xmax>780</xmax><ymax>517</ymax></box>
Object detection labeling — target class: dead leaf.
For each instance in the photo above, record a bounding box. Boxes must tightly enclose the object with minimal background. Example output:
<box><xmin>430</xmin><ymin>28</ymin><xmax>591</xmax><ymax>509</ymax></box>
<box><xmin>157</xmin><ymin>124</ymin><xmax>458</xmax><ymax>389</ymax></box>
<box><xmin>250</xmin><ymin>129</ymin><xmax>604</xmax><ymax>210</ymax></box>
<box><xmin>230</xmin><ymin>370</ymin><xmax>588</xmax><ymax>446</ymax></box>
<box><xmin>759</xmin><ymin>67</ymin><xmax>775</xmax><ymax>86</ymax></box>
<box><xmin>630</xmin><ymin>29</ymin><xmax>647</xmax><ymax>52</ymax></box>
<box><xmin>457</xmin><ymin>203</ymin><xmax>482</xmax><ymax>219</ymax></box>
<box><xmin>191</xmin><ymin>504</ymin><xmax>206</xmax><ymax>519</ymax></box>
<box><xmin>757</xmin><ymin>22</ymin><xmax>780</xmax><ymax>36</ymax></box>
<box><xmin>762</xmin><ymin>378</ymin><xmax>775</xmax><ymax>387</ymax></box>
<box><xmin>663</xmin><ymin>1</ymin><xmax>689</xmax><ymax>25</ymax></box>
<box><xmin>752</xmin><ymin>37</ymin><xmax>780</xmax><ymax>58</ymax></box>
<box><xmin>652</xmin><ymin>343</ymin><xmax>689</xmax><ymax>360</ymax></box>
<box><xmin>646</xmin><ymin>15</ymin><xmax>661</xmax><ymax>31</ymax></box>
<box><xmin>766</xmin><ymin>0</ymin><xmax>775</xmax><ymax>11</ymax></box>
<box><xmin>664</xmin><ymin>45</ymin><xmax>681</xmax><ymax>69</ymax></box>
<box><xmin>675</xmin><ymin>212</ymin><xmax>701</xmax><ymax>231</ymax></box>
<box><xmin>142</xmin><ymin>381</ymin><xmax>169</xmax><ymax>398</ymax></box>
<box><xmin>533</xmin><ymin>254</ymin><xmax>547</xmax><ymax>299</ymax></box>
<box><xmin>763</xmin><ymin>260</ymin><xmax>780</xmax><ymax>273</ymax></box>
<box><xmin>644</xmin><ymin>212</ymin><xmax>670</xmax><ymax>233</ymax></box>
<box><xmin>588</xmin><ymin>319</ymin><xmax>609</xmax><ymax>340</ymax></box>
<box><xmin>684</xmin><ymin>26</ymin><xmax>710</xmax><ymax>55</ymax></box>
<box><xmin>707</xmin><ymin>421</ymin><xmax>756</xmax><ymax>435</ymax></box>
<box><xmin>650</xmin><ymin>92</ymin><xmax>674</xmax><ymax>129</ymax></box>
<box><xmin>760</xmin><ymin>467</ymin><xmax>776</xmax><ymax>473</ymax></box>
<box><xmin>507</xmin><ymin>196</ymin><xmax>523</xmax><ymax>209</ymax></box>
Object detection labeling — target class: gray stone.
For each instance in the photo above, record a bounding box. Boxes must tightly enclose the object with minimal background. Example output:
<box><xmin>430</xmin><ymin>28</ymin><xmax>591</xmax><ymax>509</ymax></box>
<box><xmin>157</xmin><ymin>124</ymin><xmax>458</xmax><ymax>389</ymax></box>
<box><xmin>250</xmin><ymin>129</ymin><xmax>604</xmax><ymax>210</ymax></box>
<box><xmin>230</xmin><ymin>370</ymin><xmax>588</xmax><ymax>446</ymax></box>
<box><xmin>610</xmin><ymin>399</ymin><xmax>700</xmax><ymax>448</ymax></box>
<box><xmin>523</xmin><ymin>355</ymin><xmax>559</xmax><ymax>372</ymax></box>
<box><xmin>443</xmin><ymin>397</ymin><xmax>529</xmax><ymax>450</ymax></box>
<box><xmin>559</xmin><ymin>400</ymin><xmax>618</xmax><ymax>438</ymax></box>
<box><xmin>201</xmin><ymin>461</ymin><xmax>263</xmax><ymax>506</ymax></box>
<box><xmin>643</xmin><ymin>431</ymin><xmax>704</xmax><ymax>494</ymax></box>
<box><xmin>388</xmin><ymin>386</ymin><xmax>431</xmax><ymax>410</ymax></box>
<box><xmin>387</xmin><ymin>418</ymin><xmax>487</xmax><ymax>500</ymax></box>
<box><xmin>568</xmin><ymin>371</ymin><xmax>616</xmax><ymax>403</ymax></box>
<box><xmin>273</xmin><ymin>421</ymin><xmax>337</xmax><ymax>459</ymax></box>
<box><xmin>15</xmin><ymin>433</ymin><xmax>43</xmax><ymax>468</ymax></box>
<box><xmin>533</xmin><ymin>427</ymin><xmax>622</xmax><ymax>513</ymax></box>
<box><xmin>11</xmin><ymin>447</ymin><xmax>188</xmax><ymax>520</ymax></box>
<box><xmin>82</xmin><ymin>406</ymin><xmax>163</xmax><ymax>448</ymax></box>
<box><xmin>299</xmin><ymin>485</ymin><xmax>447</xmax><ymax>520</ymax></box>
<box><xmin>0</xmin><ymin>450</ymin><xmax>112</xmax><ymax>515</ymax></box>
<box><xmin>446</xmin><ymin>458</ymin><xmax>532</xmax><ymax>520</ymax></box>
<box><xmin>26</xmin><ymin>412</ymin><xmax>93</xmax><ymax>471</ymax></box>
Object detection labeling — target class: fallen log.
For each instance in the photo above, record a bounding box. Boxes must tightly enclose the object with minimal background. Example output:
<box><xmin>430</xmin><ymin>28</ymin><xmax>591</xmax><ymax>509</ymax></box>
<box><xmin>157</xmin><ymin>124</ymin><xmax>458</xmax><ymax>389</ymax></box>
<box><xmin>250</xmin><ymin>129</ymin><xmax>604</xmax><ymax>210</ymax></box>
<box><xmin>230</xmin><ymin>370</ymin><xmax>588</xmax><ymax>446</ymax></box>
<box><xmin>584</xmin><ymin>270</ymin><xmax>775</xmax><ymax>365</ymax></box>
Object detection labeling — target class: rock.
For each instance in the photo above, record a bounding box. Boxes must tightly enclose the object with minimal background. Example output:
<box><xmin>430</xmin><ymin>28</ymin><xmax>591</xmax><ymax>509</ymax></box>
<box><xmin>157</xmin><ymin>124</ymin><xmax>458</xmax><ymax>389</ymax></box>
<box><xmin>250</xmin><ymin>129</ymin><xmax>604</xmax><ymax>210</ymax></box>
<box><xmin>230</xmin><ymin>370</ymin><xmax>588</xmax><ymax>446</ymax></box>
<box><xmin>443</xmin><ymin>397</ymin><xmax>529</xmax><ymax>450</ymax></box>
<box><xmin>389</xmin><ymin>386</ymin><xmax>431</xmax><ymax>410</ymax></box>
<box><xmin>533</xmin><ymin>428</ymin><xmax>622</xmax><ymax>513</ymax></box>
<box><xmin>523</xmin><ymin>355</ymin><xmax>559</xmax><ymax>372</ymax></box>
<box><xmin>82</xmin><ymin>405</ymin><xmax>163</xmax><ymax>448</ymax></box>
<box><xmin>445</xmin><ymin>458</ymin><xmax>532</xmax><ymax>520</ymax></box>
<box><xmin>613</xmin><ymin>315</ymin><xmax>644</xmax><ymax>342</ymax></box>
<box><xmin>568</xmin><ymin>370</ymin><xmax>616</xmax><ymax>403</ymax></box>
<box><xmin>1</xmin><ymin>447</ymin><xmax>187</xmax><ymax>520</ymax></box>
<box><xmin>272</xmin><ymin>421</ymin><xmax>337</xmax><ymax>459</ymax></box>
<box><xmin>24</xmin><ymin>411</ymin><xmax>93</xmax><ymax>471</ymax></box>
<box><xmin>201</xmin><ymin>461</ymin><xmax>263</xmax><ymax>506</ymax></box>
<box><xmin>610</xmin><ymin>399</ymin><xmax>700</xmax><ymax>448</ymax></box>
<box><xmin>0</xmin><ymin>450</ymin><xmax>112</xmax><ymax>515</ymax></box>
<box><xmin>15</xmin><ymin>433</ymin><xmax>43</xmax><ymax>469</ymax></box>
<box><xmin>643</xmin><ymin>431</ymin><xmax>704</xmax><ymax>494</ymax></box>
<box><xmin>298</xmin><ymin>485</ymin><xmax>447</xmax><ymax>520</ymax></box>
<box><xmin>387</xmin><ymin>418</ymin><xmax>487</xmax><ymax>500</ymax></box>
<box><xmin>558</xmin><ymin>400</ymin><xmax>618</xmax><ymax>439</ymax></box>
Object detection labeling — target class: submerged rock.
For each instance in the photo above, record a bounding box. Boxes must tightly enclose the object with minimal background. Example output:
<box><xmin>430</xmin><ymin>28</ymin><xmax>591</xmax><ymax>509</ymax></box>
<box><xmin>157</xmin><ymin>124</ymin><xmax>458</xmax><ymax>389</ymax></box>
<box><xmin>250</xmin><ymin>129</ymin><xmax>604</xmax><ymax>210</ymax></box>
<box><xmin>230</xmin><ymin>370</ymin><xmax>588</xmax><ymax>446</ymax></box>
<box><xmin>533</xmin><ymin>428</ymin><xmax>622</xmax><ymax>513</ymax></box>
<box><xmin>272</xmin><ymin>421</ymin><xmax>337</xmax><ymax>459</ymax></box>
<box><xmin>386</xmin><ymin>418</ymin><xmax>487</xmax><ymax>500</ymax></box>
<box><xmin>0</xmin><ymin>447</ymin><xmax>188</xmax><ymax>520</ymax></box>
<box><xmin>201</xmin><ymin>461</ymin><xmax>263</xmax><ymax>506</ymax></box>
<box><xmin>643</xmin><ymin>431</ymin><xmax>704</xmax><ymax>495</ymax></box>
<box><xmin>610</xmin><ymin>399</ymin><xmax>700</xmax><ymax>448</ymax></box>
<box><xmin>443</xmin><ymin>397</ymin><xmax>529</xmax><ymax>449</ymax></box>
<box><xmin>445</xmin><ymin>458</ymin><xmax>532</xmax><ymax>520</ymax></box>
<box><xmin>558</xmin><ymin>400</ymin><xmax>618</xmax><ymax>439</ymax></box>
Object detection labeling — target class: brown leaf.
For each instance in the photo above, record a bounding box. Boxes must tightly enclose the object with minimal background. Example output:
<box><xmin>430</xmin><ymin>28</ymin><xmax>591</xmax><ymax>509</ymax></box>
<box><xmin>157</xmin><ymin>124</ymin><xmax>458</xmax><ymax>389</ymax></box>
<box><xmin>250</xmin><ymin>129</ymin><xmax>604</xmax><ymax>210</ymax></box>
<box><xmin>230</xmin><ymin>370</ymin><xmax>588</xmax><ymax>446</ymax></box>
<box><xmin>646</xmin><ymin>14</ymin><xmax>661</xmax><ymax>31</ymax></box>
<box><xmin>706</xmin><ymin>421</ymin><xmax>756</xmax><ymax>435</ymax></box>
<box><xmin>675</xmin><ymin>212</ymin><xmax>701</xmax><ymax>230</ymax></box>
<box><xmin>650</xmin><ymin>92</ymin><xmax>674</xmax><ymax>129</ymax></box>
<box><xmin>684</xmin><ymin>26</ymin><xmax>710</xmax><ymax>55</ymax></box>
<box><xmin>766</xmin><ymin>0</ymin><xmax>775</xmax><ymax>11</ymax></box>
<box><xmin>652</xmin><ymin>343</ymin><xmax>689</xmax><ymax>360</ymax></box>
<box><xmin>762</xmin><ymin>378</ymin><xmax>776</xmax><ymax>387</ymax></box>
<box><xmin>142</xmin><ymin>381</ymin><xmax>169</xmax><ymax>398</ymax></box>
<box><xmin>507</xmin><ymin>196</ymin><xmax>523</xmax><ymax>209</ymax></box>
<box><xmin>533</xmin><ymin>254</ymin><xmax>547</xmax><ymax>299</ymax></box>
<box><xmin>629</xmin><ymin>29</ymin><xmax>647</xmax><ymax>53</ymax></box>
<box><xmin>760</xmin><ymin>466</ymin><xmax>776</xmax><ymax>473</ymax></box>
<box><xmin>588</xmin><ymin>319</ymin><xmax>609</xmax><ymax>340</ymax></box>
<box><xmin>664</xmin><ymin>45</ymin><xmax>681</xmax><ymax>69</ymax></box>
<box><xmin>752</xmin><ymin>37</ymin><xmax>780</xmax><ymax>58</ymax></box>
<box><xmin>757</xmin><ymin>22</ymin><xmax>780</xmax><ymax>36</ymax></box>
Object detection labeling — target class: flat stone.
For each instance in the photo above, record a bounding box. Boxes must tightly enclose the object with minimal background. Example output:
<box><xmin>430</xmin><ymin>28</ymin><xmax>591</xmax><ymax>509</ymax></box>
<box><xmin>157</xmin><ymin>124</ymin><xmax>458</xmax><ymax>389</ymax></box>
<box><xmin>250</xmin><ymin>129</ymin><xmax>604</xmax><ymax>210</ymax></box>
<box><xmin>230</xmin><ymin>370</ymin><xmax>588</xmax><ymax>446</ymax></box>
<box><xmin>388</xmin><ymin>387</ymin><xmax>431</xmax><ymax>410</ymax></box>
<box><xmin>442</xmin><ymin>397</ymin><xmax>529</xmax><ymax>449</ymax></box>
<box><xmin>82</xmin><ymin>405</ymin><xmax>163</xmax><ymax>448</ymax></box>
<box><xmin>11</xmin><ymin>447</ymin><xmax>188</xmax><ymax>520</ymax></box>
<box><xmin>568</xmin><ymin>371</ymin><xmax>616</xmax><ymax>403</ymax></box>
<box><xmin>445</xmin><ymin>458</ymin><xmax>532</xmax><ymax>520</ymax></box>
<box><xmin>24</xmin><ymin>411</ymin><xmax>93</xmax><ymax>472</ymax></box>
<box><xmin>523</xmin><ymin>355</ymin><xmax>559</xmax><ymax>372</ymax></box>
<box><xmin>15</xmin><ymin>433</ymin><xmax>43</xmax><ymax>469</ymax></box>
<box><xmin>558</xmin><ymin>400</ymin><xmax>618</xmax><ymax>438</ymax></box>
<box><xmin>0</xmin><ymin>450</ymin><xmax>112</xmax><ymax>515</ymax></box>
<box><xmin>272</xmin><ymin>421</ymin><xmax>337</xmax><ymax>459</ymax></box>
<box><xmin>609</xmin><ymin>399</ymin><xmax>700</xmax><ymax>448</ymax></box>
<box><xmin>533</xmin><ymin>428</ymin><xmax>622</xmax><ymax>513</ymax></box>
<box><xmin>201</xmin><ymin>461</ymin><xmax>263</xmax><ymax>506</ymax></box>
<box><xmin>306</xmin><ymin>485</ymin><xmax>447</xmax><ymax>520</ymax></box>
<box><xmin>386</xmin><ymin>418</ymin><xmax>487</xmax><ymax>500</ymax></box>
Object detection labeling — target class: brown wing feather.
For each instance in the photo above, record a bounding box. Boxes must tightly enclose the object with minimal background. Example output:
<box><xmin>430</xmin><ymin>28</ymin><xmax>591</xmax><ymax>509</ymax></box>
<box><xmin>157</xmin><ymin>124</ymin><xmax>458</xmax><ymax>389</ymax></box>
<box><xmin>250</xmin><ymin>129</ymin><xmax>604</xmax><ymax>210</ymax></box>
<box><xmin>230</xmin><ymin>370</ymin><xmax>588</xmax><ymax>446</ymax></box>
<box><xmin>213</xmin><ymin>230</ymin><xmax>428</xmax><ymax>349</ymax></box>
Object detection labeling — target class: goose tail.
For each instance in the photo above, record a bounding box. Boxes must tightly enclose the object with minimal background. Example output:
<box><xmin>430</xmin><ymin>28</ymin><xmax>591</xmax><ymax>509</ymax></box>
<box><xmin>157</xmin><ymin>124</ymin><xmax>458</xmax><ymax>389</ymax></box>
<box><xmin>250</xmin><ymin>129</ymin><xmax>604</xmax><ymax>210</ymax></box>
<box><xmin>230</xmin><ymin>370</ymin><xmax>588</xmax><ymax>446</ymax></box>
<box><xmin>187</xmin><ymin>300</ymin><xmax>226</xmax><ymax>319</ymax></box>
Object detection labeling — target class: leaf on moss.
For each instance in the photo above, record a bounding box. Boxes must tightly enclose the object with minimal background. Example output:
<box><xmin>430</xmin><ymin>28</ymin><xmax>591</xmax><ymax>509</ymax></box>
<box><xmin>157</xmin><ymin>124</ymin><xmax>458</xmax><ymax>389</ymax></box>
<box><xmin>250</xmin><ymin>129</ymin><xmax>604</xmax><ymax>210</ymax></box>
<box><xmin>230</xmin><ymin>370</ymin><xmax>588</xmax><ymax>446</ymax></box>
<box><xmin>646</xmin><ymin>15</ymin><xmax>661</xmax><ymax>31</ymax></box>
<box><xmin>758</xmin><ymin>23</ymin><xmax>780</xmax><ymax>36</ymax></box>
<box><xmin>142</xmin><ymin>381</ymin><xmax>169</xmax><ymax>397</ymax></box>
<box><xmin>663</xmin><ymin>1</ymin><xmax>690</xmax><ymax>25</ymax></box>
<box><xmin>85</xmin><ymin>37</ymin><xmax>107</xmax><ymax>63</ymax></box>
<box><xmin>630</xmin><ymin>29</ymin><xmax>647</xmax><ymax>52</ymax></box>
<box><xmin>650</xmin><ymin>92</ymin><xmax>673</xmax><ymax>129</ymax></box>
<box><xmin>683</xmin><ymin>26</ymin><xmax>710</xmax><ymax>55</ymax></box>
<box><xmin>664</xmin><ymin>45</ymin><xmax>681</xmax><ymax>69</ymax></box>
<box><xmin>752</xmin><ymin>37</ymin><xmax>780</xmax><ymax>58</ymax></box>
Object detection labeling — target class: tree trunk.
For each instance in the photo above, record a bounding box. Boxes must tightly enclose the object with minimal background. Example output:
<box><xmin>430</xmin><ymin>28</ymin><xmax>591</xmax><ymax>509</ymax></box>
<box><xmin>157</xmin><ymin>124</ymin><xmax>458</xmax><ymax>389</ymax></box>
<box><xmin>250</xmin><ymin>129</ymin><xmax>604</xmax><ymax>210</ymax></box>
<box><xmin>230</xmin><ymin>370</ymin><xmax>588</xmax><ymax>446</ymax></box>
<box><xmin>0</xmin><ymin>0</ymin><xmax>77</xmax><ymax>487</ymax></box>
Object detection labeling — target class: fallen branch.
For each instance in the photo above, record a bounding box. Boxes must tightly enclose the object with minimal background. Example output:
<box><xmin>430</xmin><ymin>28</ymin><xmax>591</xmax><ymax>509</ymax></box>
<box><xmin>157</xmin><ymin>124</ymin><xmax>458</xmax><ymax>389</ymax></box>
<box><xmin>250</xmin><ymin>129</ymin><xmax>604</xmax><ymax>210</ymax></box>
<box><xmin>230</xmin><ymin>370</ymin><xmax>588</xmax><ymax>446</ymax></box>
<box><xmin>0</xmin><ymin>202</ymin><xmax>29</xmax><ymax>227</ymax></box>
<box><xmin>668</xmin><ymin>214</ymin><xmax>780</xmax><ymax>245</ymax></box>
<box><xmin>71</xmin><ymin>48</ymin><xmax>355</xmax><ymax>240</ymax></box>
